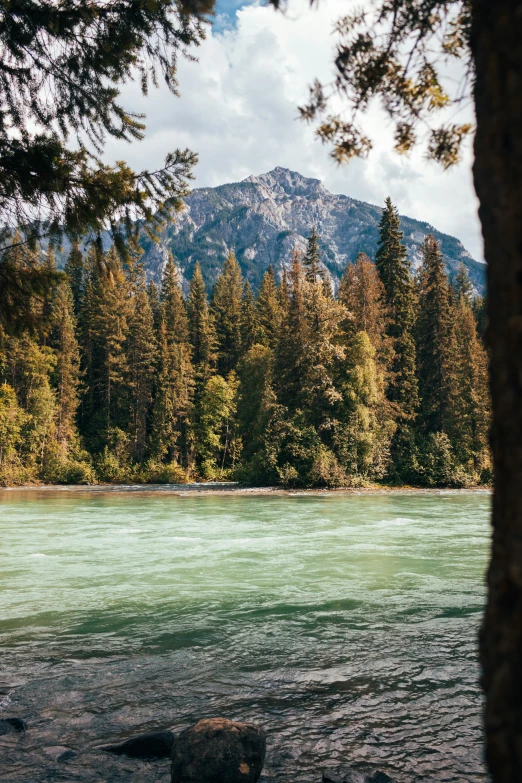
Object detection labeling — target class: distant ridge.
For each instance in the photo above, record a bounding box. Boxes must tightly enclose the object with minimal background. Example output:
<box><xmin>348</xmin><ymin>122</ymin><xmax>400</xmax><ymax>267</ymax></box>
<box><xmin>135</xmin><ymin>166</ymin><xmax>485</xmax><ymax>294</ymax></box>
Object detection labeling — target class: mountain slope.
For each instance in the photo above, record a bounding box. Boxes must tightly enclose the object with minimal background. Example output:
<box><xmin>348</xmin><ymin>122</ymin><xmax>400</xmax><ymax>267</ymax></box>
<box><xmin>138</xmin><ymin>167</ymin><xmax>485</xmax><ymax>294</ymax></box>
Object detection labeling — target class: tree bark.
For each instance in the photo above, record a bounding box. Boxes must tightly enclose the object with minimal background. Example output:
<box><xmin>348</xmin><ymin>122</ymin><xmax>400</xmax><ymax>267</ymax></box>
<box><xmin>472</xmin><ymin>2</ymin><xmax>522</xmax><ymax>780</ymax></box>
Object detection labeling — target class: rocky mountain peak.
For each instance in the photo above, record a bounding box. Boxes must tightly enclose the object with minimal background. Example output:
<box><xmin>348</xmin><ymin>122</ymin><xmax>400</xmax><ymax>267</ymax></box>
<box><xmin>243</xmin><ymin>167</ymin><xmax>327</xmax><ymax>200</ymax></box>
<box><xmin>136</xmin><ymin>168</ymin><xmax>485</xmax><ymax>296</ymax></box>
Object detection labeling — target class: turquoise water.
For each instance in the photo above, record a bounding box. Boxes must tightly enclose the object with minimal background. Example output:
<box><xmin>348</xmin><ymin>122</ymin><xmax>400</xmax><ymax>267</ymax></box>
<box><xmin>0</xmin><ymin>488</ymin><xmax>491</xmax><ymax>781</ymax></box>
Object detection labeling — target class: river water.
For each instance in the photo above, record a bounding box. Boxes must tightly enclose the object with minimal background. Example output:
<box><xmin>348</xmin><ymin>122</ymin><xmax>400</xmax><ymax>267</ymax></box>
<box><xmin>0</xmin><ymin>488</ymin><xmax>490</xmax><ymax>782</ymax></box>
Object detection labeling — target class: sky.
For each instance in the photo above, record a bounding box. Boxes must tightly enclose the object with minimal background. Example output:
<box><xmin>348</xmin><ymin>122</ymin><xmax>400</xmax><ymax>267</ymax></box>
<box><xmin>103</xmin><ymin>0</ymin><xmax>483</xmax><ymax>261</ymax></box>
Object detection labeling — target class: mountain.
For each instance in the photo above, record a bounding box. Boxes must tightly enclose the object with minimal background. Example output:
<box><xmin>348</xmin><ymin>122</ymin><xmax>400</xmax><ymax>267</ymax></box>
<box><xmin>139</xmin><ymin>167</ymin><xmax>486</xmax><ymax>293</ymax></box>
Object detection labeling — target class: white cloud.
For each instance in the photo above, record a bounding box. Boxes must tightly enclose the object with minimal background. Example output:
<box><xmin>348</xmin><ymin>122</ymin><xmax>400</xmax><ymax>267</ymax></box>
<box><xmin>103</xmin><ymin>0</ymin><xmax>483</xmax><ymax>260</ymax></box>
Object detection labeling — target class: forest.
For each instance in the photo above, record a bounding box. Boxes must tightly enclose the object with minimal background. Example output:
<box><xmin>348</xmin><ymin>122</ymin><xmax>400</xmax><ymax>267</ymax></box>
<box><xmin>0</xmin><ymin>199</ymin><xmax>490</xmax><ymax>488</ymax></box>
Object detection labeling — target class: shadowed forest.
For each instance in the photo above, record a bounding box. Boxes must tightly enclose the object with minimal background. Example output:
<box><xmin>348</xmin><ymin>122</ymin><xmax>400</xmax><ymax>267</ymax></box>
<box><xmin>0</xmin><ymin>199</ymin><xmax>489</xmax><ymax>488</ymax></box>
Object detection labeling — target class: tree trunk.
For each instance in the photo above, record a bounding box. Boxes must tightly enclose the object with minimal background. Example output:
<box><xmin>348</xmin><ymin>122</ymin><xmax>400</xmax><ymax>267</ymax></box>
<box><xmin>472</xmin><ymin>2</ymin><xmax>522</xmax><ymax>780</ymax></box>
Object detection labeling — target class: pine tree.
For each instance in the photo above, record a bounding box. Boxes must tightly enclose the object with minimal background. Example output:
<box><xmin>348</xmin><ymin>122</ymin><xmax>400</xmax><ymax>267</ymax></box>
<box><xmin>87</xmin><ymin>246</ymin><xmax>131</xmax><ymax>448</ymax></box>
<box><xmin>0</xmin><ymin>384</ymin><xmax>25</xmax><ymax>481</ymax></box>
<box><xmin>50</xmin><ymin>280</ymin><xmax>80</xmax><ymax>453</ymax></box>
<box><xmin>338</xmin><ymin>252</ymin><xmax>389</xmax><ymax>357</ymax></box>
<box><xmin>64</xmin><ymin>240</ymin><xmax>85</xmax><ymax>315</ymax></box>
<box><xmin>151</xmin><ymin>253</ymin><xmax>194</xmax><ymax>465</ymax></box>
<box><xmin>211</xmin><ymin>251</ymin><xmax>243</xmax><ymax>375</ymax></box>
<box><xmin>187</xmin><ymin>262</ymin><xmax>217</xmax><ymax>381</ymax></box>
<box><xmin>275</xmin><ymin>251</ymin><xmax>308</xmax><ymax>412</ymax></box>
<box><xmin>450</xmin><ymin>298</ymin><xmax>490</xmax><ymax>477</ymax></box>
<box><xmin>240</xmin><ymin>280</ymin><xmax>258</xmax><ymax>354</ymax></box>
<box><xmin>375</xmin><ymin>198</ymin><xmax>418</xmax><ymax>421</ymax></box>
<box><xmin>303</xmin><ymin>227</ymin><xmax>324</xmax><ymax>282</ymax></box>
<box><xmin>416</xmin><ymin>235</ymin><xmax>456</xmax><ymax>435</ymax></box>
<box><xmin>454</xmin><ymin>262</ymin><xmax>474</xmax><ymax>306</ymax></box>
<box><xmin>256</xmin><ymin>266</ymin><xmax>282</xmax><ymax>348</ymax></box>
<box><xmin>127</xmin><ymin>283</ymin><xmax>156</xmax><ymax>462</ymax></box>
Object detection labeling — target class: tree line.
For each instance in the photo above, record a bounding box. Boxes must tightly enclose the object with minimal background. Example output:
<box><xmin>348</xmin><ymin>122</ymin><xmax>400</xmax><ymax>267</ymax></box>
<box><xmin>0</xmin><ymin>199</ymin><xmax>490</xmax><ymax>488</ymax></box>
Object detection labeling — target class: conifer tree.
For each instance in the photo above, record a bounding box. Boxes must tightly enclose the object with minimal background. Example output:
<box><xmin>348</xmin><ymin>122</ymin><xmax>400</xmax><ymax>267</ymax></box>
<box><xmin>454</xmin><ymin>262</ymin><xmax>474</xmax><ymax>306</ymax></box>
<box><xmin>50</xmin><ymin>280</ymin><xmax>80</xmax><ymax>453</ymax></box>
<box><xmin>416</xmin><ymin>235</ymin><xmax>456</xmax><ymax>435</ymax></box>
<box><xmin>127</xmin><ymin>283</ymin><xmax>156</xmax><ymax>462</ymax></box>
<box><xmin>240</xmin><ymin>280</ymin><xmax>258</xmax><ymax>354</ymax></box>
<box><xmin>375</xmin><ymin>198</ymin><xmax>418</xmax><ymax>421</ymax></box>
<box><xmin>187</xmin><ymin>262</ymin><xmax>217</xmax><ymax>383</ymax></box>
<box><xmin>211</xmin><ymin>251</ymin><xmax>243</xmax><ymax>375</ymax></box>
<box><xmin>303</xmin><ymin>227</ymin><xmax>324</xmax><ymax>282</ymax></box>
<box><xmin>275</xmin><ymin>251</ymin><xmax>308</xmax><ymax>412</ymax></box>
<box><xmin>451</xmin><ymin>298</ymin><xmax>490</xmax><ymax>477</ymax></box>
<box><xmin>87</xmin><ymin>246</ymin><xmax>131</xmax><ymax>447</ymax></box>
<box><xmin>151</xmin><ymin>253</ymin><xmax>194</xmax><ymax>465</ymax></box>
<box><xmin>64</xmin><ymin>240</ymin><xmax>85</xmax><ymax>316</ymax></box>
<box><xmin>338</xmin><ymin>252</ymin><xmax>389</xmax><ymax>356</ymax></box>
<box><xmin>256</xmin><ymin>266</ymin><xmax>282</xmax><ymax>349</ymax></box>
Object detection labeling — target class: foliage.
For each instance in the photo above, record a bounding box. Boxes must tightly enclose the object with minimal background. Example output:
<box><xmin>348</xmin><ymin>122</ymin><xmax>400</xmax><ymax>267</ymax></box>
<box><xmin>294</xmin><ymin>1</ymin><xmax>472</xmax><ymax>167</ymax></box>
<box><xmin>0</xmin><ymin>221</ymin><xmax>490</xmax><ymax>488</ymax></box>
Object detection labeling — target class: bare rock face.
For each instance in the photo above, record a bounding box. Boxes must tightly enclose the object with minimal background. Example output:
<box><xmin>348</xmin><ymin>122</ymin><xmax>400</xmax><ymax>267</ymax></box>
<box><xmin>171</xmin><ymin>718</ymin><xmax>266</xmax><ymax>783</ymax></box>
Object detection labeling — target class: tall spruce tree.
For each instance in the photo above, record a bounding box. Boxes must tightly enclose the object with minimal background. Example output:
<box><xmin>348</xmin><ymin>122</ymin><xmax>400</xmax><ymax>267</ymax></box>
<box><xmin>240</xmin><ymin>280</ymin><xmax>258</xmax><ymax>354</ymax></box>
<box><xmin>64</xmin><ymin>240</ymin><xmax>85</xmax><ymax>316</ymax></box>
<box><xmin>303</xmin><ymin>227</ymin><xmax>324</xmax><ymax>282</ymax></box>
<box><xmin>211</xmin><ymin>251</ymin><xmax>243</xmax><ymax>375</ymax></box>
<box><xmin>256</xmin><ymin>266</ymin><xmax>282</xmax><ymax>349</ymax></box>
<box><xmin>50</xmin><ymin>280</ymin><xmax>80</xmax><ymax>454</ymax></box>
<box><xmin>416</xmin><ymin>235</ymin><xmax>456</xmax><ymax>435</ymax></box>
<box><xmin>187</xmin><ymin>262</ymin><xmax>216</xmax><ymax>383</ymax></box>
<box><xmin>87</xmin><ymin>246</ymin><xmax>131</xmax><ymax>448</ymax></box>
<box><xmin>126</xmin><ymin>282</ymin><xmax>156</xmax><ymax>462</ymax></box>
<box><xmin>338</xmin><ymin>252</ymin><xmax>389</xmax><ymax>357</ymax></box>
<box><xmin>375</xmin><ymin>198</ymin><xmax>418</xmax><ymax>422</ymax></box>
<box><xmin>151</xmin><ymin>253</ymin><xmax>194</xmax><ymax>465</ymax></box>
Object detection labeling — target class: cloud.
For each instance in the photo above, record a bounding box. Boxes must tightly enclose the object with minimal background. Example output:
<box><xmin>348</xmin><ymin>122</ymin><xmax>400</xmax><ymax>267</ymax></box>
<box><xmin>103</xmin><ymin>0</ymin><xmax>483</xmax><ymax>261</ymax></box>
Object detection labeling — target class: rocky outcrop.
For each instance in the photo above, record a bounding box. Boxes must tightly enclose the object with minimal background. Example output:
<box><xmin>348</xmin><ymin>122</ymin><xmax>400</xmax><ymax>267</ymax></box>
<box><xmin>103</xmin><ymin>729</ymin><xmax>174</xmax><ymax>759</ymax></box>
<box><xmin>171</xmin><ymin>718</ymin><xmax>266</xmax><ymax>783</ymax></box>
<box><xmin>138</xmin><ymin>167</ymin><xmax>486</xmax><ymax>295</ymax></box>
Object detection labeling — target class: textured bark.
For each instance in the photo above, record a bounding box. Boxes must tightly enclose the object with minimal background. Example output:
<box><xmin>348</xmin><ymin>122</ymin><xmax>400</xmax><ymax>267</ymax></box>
<box><xmin>472</xmin><ymin>2</ymin><xmax>522</xmax><ymax>780</ymax></box>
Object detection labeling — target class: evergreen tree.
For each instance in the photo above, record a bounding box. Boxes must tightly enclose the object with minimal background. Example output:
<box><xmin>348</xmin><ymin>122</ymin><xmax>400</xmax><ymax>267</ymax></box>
<box><xmin>187</xmin><ymin>262</ymin><xmax>217</xmax><ymax>381</ymax></box>
<box><xmin>240</xmin><ymin>280</ymin><xmax>258</xmax><ymax>354</ymax></box>
<box><xmin>275</xmin><ymin>251</ymin><xmax>308</xmax><ymax>412</ymax></box>
<box><xmin>87</xmin><ymin>246</ymin><xmax>131</xmax><ymax>448</ymax></box>
<box><xmin>127</xmin><ymin>283</ymin><xmax>156</xmax><ymax>462</ymax></box>
<box><xmin>64</xmin><ymin>240</ymin><xmax>85</xmax><ymax>315</ymax></box>
<box><xmin>450</xmin><ymin>297</ymin><xmax>490</xmax><ymax>478</ymax></box>
<box><xmin>151</xmin><ymin>253</ymin><xmax>194</xmax><ymax>465</ymax></box>
<box><xmin>303</xmin><ymin>227</ymin><xmax>324</xmax><ymax>282</ymax></box>
<box><xmin>375</xmin><ymin>198</ymin><xmax>418</xmax><ymax>421</ymax></box>
<box><xmin>454</xmin><ymin>262</ymin><xmax>474</xmax><ymax>305</ymax></box>
<box><xmin>416</xmin><ymin>235</ymin><xmax>456</xmax><ymax>435</ymax></box>
<box><xmin>211</xmin><ymin>251</ymin><xmax>243</xmax><ymax>374</ymax></box>
<box><xmin>50</xmin><ymin>280</ymin><xmax>80</xmax><ymax>453</ymax></box>
<box><xmin>338</xmin><ymin>252</ymin><xmax>389</xmax><ymax>357</ymax></box>
<box><xmin>256</xmin><ymin>266</ymin><xmax>282</xmax><ymax>349</ymax></box>
<box><xmin>0</xmin><ymin>384</ymin><xmax>26</xmax><ymax>482</ymax></box>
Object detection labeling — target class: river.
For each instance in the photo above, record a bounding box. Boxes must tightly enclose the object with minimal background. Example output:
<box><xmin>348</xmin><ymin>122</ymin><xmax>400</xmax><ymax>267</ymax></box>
<box><xmin>0</xmin><ymin>488</ymin><xmax>490</xmax><ymax>782</ymax></box>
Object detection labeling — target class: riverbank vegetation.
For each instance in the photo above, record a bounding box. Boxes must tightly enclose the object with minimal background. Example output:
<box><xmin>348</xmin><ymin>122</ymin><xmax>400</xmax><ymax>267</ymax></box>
<box><xmin>0</xmin><ymin>201</ymin><xmax>490</xmax><ymax>488</ymax></box>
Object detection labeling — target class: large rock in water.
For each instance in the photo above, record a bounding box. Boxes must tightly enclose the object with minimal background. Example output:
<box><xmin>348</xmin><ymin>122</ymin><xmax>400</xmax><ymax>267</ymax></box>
<box><xmin>0</xmin><ymin>718</ymin><xmax>27</xmax><ymax>735</ymax></box>
<box><xmin>103</xmin><ymin>730</ymin><xmax>174</xmax><ymax>759</ymax></box>
<box><xmin>171</xmin><ymin>718</ymin><xmax>266</xmax><ymax>783</ymax></box>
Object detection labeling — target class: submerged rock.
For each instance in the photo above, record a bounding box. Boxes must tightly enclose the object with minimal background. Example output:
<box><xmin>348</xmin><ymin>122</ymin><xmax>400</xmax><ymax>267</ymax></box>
<box><xmin>171</xmin><ymin>718</ymin><xmax>266</xmax><ymax>783</ymax></box>
<box><xmin>0</xmin><ymin>718</ymin><xmax>27</xmax><ymax>735</ymax></box>
<box><xmin>323</xmin><ymin>770</ymin><xmax>396</xmax><ymax>783</ymax></box>
<box><xmin>103</xmin><ymin>729</ymin><xmax>174</xmax><ymax>759</ymax></box>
